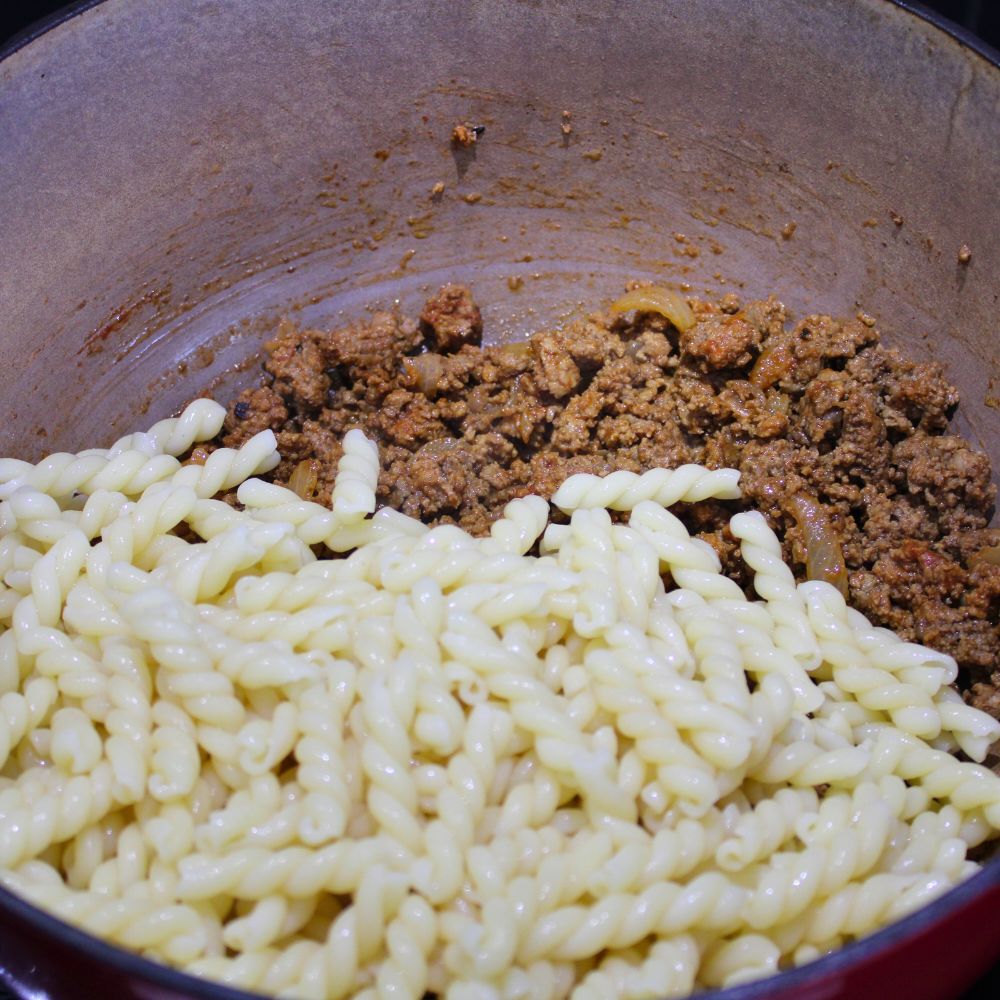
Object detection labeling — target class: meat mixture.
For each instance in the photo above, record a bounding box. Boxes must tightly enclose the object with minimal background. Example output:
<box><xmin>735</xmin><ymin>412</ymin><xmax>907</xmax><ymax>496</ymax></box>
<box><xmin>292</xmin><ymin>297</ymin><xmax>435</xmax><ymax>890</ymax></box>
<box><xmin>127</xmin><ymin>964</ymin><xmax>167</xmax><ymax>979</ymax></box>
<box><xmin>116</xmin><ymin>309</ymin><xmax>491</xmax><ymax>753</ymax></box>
<box><xmin>217</xmin><ymin>283</ymin><xmax>1000</xmax><ymax>717</ymax></box>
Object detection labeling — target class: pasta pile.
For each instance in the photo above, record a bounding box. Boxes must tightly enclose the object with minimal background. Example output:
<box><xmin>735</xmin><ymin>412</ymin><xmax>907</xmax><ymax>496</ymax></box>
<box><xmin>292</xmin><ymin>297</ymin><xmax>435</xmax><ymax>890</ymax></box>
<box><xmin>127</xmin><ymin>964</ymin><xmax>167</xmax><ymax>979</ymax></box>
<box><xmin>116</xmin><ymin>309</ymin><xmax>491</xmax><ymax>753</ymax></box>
<box><xmin>1</xmin><ymin>398</ymin><xmax>999</xmax><ymax>1000</ymax></box>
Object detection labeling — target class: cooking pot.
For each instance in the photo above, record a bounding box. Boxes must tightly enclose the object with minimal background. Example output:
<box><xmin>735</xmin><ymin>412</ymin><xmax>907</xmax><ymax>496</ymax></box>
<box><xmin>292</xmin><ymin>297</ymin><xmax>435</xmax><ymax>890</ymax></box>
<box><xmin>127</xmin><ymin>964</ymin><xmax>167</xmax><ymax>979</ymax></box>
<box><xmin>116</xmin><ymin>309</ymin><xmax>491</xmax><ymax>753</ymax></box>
<box><xmin>1</xmin><ymin>1</ymin><xmax>998</xmax><ymax>998</ymax></box>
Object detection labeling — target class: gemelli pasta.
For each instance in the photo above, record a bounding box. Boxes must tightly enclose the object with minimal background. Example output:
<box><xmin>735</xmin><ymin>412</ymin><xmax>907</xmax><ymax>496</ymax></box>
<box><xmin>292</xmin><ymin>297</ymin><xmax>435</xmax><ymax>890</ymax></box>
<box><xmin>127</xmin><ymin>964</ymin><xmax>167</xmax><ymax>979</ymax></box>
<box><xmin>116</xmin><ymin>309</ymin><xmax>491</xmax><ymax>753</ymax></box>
<box><xmin>1</xmin><ymin>397</ymin><xmax>999</xmax><ymax>999</ymax></box>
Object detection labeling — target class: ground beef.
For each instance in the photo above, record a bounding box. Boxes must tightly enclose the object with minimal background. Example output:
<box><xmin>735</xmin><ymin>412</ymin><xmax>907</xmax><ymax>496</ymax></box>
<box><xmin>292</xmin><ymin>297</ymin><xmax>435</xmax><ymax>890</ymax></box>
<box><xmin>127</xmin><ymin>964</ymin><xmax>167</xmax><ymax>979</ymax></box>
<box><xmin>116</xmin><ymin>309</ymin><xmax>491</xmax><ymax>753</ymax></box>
<box><xmin>420</xmin><ymin>283</ymin><xmax>483</xmax><ymax>353</ymax></box>
<box><xmin>681</xmin><ymin>314</ymin><xmax>762</xmax><ymax>371</ymax></box>
<box><xmin>219</xmin><ymin>284</ymin><xmax>999</xmax><ymax>716</ymax></box>
<box><xmin>222</xmin><ymin>385</ymin><xmax>288</xmax><ymax>447</ymax></box>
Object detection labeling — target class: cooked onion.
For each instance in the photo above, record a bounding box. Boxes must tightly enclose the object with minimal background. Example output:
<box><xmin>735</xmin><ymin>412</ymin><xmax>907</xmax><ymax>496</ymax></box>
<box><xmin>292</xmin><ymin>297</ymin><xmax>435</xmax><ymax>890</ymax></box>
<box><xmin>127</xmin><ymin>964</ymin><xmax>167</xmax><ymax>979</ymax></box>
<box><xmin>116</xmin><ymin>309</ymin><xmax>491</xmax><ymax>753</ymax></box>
<box><xmin>788</xmin><ymin>492</ymin><xmax>849</xmax><ymax>597</ymax></box>
<box><xmin>971</xmin><ymin>545</ymin><xmax>1000</xmax><ymax>567</ymax></box>
<box><xmin>610</xmin><ymin>286</ymin><xmax>696</xmax><ymax>332</ymax></box>
<box><xmin>404</xmin><ymin>352</ymin><xmax>445</xmax><ymax>397</ymax></box>
<box><xmin>500</xmin><ymin>341</ymin><xmax>532</xmax><ymax>358</ymax></box>
<box><xmin>500</xmin><ymin>340</ymin><xmax>532</xmax><ymax>362</ymax></box>
<box><xmin>764</xmin><ymin>392</ymin><xmax>790</xmax><ymax>418</ymax></box>
<box><xmin>288</xmin><ymin>458</ymin><xmax>321</xmax><ymax>500</ymax></box>
<box><xmin>750</xmin><ymin>341</ymin><xmax>794</xmax><ymax>389</ymax></box>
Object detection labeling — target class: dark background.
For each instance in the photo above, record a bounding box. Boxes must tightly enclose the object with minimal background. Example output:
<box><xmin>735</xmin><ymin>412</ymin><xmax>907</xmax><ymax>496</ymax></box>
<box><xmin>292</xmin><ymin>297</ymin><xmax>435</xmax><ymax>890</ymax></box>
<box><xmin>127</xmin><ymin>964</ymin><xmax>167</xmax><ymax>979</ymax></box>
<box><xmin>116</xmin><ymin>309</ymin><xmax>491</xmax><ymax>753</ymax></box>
<box><xmin>1</xmin><ymin>1</ymin><xmax>999</xmax><ymax>999</ymax></box>
<box><xmin>3</xmin><ymin>0</ymin><xmax>1000</xmax><ymax>59</ymax></box>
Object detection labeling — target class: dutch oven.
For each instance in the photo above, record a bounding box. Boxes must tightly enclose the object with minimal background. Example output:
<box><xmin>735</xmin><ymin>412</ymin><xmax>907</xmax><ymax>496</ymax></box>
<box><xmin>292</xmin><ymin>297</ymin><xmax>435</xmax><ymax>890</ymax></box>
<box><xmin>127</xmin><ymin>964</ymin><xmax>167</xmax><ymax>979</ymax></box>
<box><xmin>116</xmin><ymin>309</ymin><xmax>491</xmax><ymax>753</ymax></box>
<box><xmin>1</xmin><ymin>2</ymin><xmax>998</xmax><ymax>998</ymax></box>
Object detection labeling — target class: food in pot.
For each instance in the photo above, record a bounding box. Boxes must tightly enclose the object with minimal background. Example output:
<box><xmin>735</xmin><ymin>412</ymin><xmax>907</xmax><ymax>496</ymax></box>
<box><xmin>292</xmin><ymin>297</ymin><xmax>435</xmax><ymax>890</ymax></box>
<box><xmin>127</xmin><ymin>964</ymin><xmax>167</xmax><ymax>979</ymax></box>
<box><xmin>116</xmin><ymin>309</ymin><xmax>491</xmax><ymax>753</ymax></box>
<box><xmin>0</xmin><ymin>282</ymin><xmax>999</xmax><ymax>999</ymax></box>
<box><xmin>222</xmin><ymin>283</ymin><xmax>1000</xmax><ymax>717</ymax></box>
<box><xmin>1</xmin><ymin>394</ymin><xmax>999</xmax><ymax>997</ymax></box>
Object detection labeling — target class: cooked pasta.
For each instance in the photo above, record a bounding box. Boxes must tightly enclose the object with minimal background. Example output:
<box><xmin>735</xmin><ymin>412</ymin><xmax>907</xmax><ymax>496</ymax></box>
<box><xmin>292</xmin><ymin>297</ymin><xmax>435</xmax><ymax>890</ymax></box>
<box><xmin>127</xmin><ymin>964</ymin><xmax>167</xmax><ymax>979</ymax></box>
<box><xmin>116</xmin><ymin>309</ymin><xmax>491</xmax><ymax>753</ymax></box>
<box><xmin>1</xmin><ymin>398</ymin><xmax>999</xmax><ymax>999</ymax></box>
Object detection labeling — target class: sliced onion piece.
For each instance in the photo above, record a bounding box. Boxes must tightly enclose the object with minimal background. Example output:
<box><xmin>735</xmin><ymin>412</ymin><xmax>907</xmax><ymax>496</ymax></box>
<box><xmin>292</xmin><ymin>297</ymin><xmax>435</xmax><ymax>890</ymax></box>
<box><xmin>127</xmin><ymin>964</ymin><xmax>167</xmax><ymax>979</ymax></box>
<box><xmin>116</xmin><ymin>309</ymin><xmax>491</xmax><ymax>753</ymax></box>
<box><xmin>499</xmin><ymin>341</ymin><xmax>532</xmax><ymax>358</ymax></box>
<box><xmin>788</xmin><ymin>492</ymin><xmax>849</xmax><ymax>598</ymax></box>
<box><xmin>288</xmin><ymin>458</ymin><xmax>321</xmax><ymax>500</ymax></box>
<box><xmin>749</xmin><ymin>341</ymin><xmax>794</xmax><ymax>389</ymax></box>
<box><xmin>403</xmin><ymin>353</ymin><xmax>445</xmax><ymax>398</ymax></box>
<box><xmin>610</xmin><ymin>286</ymin><xmax>696</xmax><ymax>332</ymax></box>
<box><xmin>970</xmin><ymin>545</ymin><xmax>1000</xmax><ymax>568</ymax></box>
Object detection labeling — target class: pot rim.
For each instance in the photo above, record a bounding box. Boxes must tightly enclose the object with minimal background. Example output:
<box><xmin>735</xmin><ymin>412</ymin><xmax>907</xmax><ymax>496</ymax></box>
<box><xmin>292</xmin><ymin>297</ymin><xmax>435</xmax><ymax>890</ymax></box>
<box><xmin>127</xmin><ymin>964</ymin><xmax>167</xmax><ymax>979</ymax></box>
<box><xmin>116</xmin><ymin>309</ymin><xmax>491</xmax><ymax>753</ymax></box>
<box><xmin>1</xmin><ymin>2</ymin><xmax>999</xmax><ymax>999</ymax></box>
<box><xmin>3</xmin><ymin>859</ymin><xmax>1000</xmax><ymax>999</ymax></box>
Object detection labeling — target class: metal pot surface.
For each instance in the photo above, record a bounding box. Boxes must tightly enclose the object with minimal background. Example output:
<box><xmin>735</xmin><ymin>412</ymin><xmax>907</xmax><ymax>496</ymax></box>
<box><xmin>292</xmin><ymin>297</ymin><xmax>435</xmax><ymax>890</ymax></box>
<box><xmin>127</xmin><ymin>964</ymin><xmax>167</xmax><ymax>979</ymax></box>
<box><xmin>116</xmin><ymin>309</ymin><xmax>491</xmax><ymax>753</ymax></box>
<box><xmin>1</xmin><ymin>2</ymin><xmax>999</xmax><ymax>998</ymax></box>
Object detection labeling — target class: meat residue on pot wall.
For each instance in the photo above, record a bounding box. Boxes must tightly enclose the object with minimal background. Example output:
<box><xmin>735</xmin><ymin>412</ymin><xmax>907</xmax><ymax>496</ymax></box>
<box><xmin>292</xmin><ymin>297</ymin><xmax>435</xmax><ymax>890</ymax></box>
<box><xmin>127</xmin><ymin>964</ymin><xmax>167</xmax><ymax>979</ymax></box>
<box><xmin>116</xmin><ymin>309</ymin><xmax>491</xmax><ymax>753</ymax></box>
<box><xmin>81</xmin><ymin>283</ymin><xmax>173</xmax><ymax>357</ymax></box>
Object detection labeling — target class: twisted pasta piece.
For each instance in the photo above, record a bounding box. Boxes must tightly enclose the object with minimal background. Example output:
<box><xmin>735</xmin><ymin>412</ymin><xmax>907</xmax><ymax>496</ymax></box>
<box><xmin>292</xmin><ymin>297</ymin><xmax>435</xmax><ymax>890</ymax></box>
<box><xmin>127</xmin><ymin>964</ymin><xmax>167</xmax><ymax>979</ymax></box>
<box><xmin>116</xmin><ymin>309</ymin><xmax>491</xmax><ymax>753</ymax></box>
<box><xmin>294</xmin><ymin>680</ymin><xmax>355</xmax><ymax>846</ymax></box>
<box><xmin>864</xmin><ymin>726</ymin><xmax>1000</xmax><ymax>827</ymax></box>
<box><xmin>176</xmin><ymin>838</ymin><xmax>392</xmax><ymax>902</ymax></box>
<box><xmin>26</xmin><ymin>528</ymin><xmax>90</xmax><ymax>627</ymax></box>
<box><xmin>394</xmin><ymin>579</ymin><xmax>445</xmax><ymax>671</ymax></box>
<box><xmin>747</xmin><ymin>730</ymin><xmax>869</xmax><ymax>789</ymax></box>
<box><xmin>2</xmin><ymin>487</ymin><xmax>131</xmax><ymax>546</ymax></box>
<box><xmin>481</xmin><ymin>495</ymin><xmax>550</xmax><ymax>556</ymax></box>
<box><xmin>119</xmin><ymin>587</ymin><xmax>246</xmax><ymax>731</ymax></box>
<box><xmin>372</xmin><ymin>893</ymin><xmax>438</xmax><ymax>998</ymax></box>
<box><xmin>519</xmin><ymin>873</ymin><xmax>745</xmax><ymax>963</ymax></box>
<box><xmin>722</xmin><ymin>608</ymin><xmax>822</xmax><ymax>716</ymax></box>
<box><xmin>237</xmin><ymin>478</ymin><xmax>372</xmax><ymax>553</ymax></box>
<box><xmin>789</xmin><ymin>871</ymin><xmax>956</xmax><ymax>948</ymax></box>
<box><xmin>444</xmin><ymin>614</ymin><xmax>634</xmax><ymax>824</ymax></box>
<box><xmin>360</xmin><ymin>662</ymin><xmax>422</xmax><ymax>855</ymax></box>
<box><xmin>2</xmin><ymin>868</ymin><xmax>210</xmax><ymax>965</ymax></box>
<box><xmin>232</xmin><ymin>571</ymin><xmax>378</xmax><ymax>616</ymax></box>
<box><xmin>729</xmin><ymin>511</ymin><xmax>821</xmax><ymax>669</ymax></box>
<box><xmin>237</xmin><ymin>865</ymin><xmax>408</xmax><ymax>999</ymax></box>
<box><xmin>366</xmin><ymin>531</ymin><xmax>504</xmax><ymax>595</ymax></box>
<box><xmin>0</xmin><ymin>762</ymin><xmax>116</xmax><ymax>868</ymax></box>
<box><xmin>629</xmin><ymin>502</ymin><xmax>744</xmax><ymax>601</ymax></box>
<box><xmin>107</xmin><ymin>398</ymin><xmax>227</xmax><ymax>458</ymax></box>
<box><xmin>0</xmin><ymin>509</ymin><xmax>92</xmax><ymax>650</ymax></box>
<box><xmin>560</xmin><ymin>508</ymin><xmax>618</xmax><ymax>637</ymax></box>
<box><xmin>101</xmin><ymin>673</ymin><xmax>153</xmax><ymax>805</ymax></box>
<box><xmin>61</xmin><ymin>815</ymin><xmax>127</xmax><ymax>890</ymax></box>
<box><xmin>933</xmin><ymin>686</ymin><xmax>1000</xmax><ymax>761</ymax></box>
<box><xmin>668</xmin><ymin>591</ymin><xmax>751</xmax><ymax>715</ymax></box>
<box><xmin>410</xmin><ymin>705</ymin><xmax>513</xmax><ymax>906</ymax></box>
<box><xmin>151</xmin><ymin>522</ymin><xmax>308</xmax><ymax>603</ymax></box>
<box><xmin>0</xmin><ymin>677</ymin><xmax>59</xmax><ymax>769</ymax></box>
<box><xmin>10</xmin><ymin>578</ymin><xmax>109</xmax><ymax>711</ymax></box>
<box><xmin>878</xmin><ymin>806</ymin><xmax>969</xmax><ymax>881</ymax></box>
<box><xmin>585</xmin><ymin>642</ymin><xmax>742</xmax><ymax>804</ymax></box>
<box><xmin>741</xmin><ymin>810</ymin><xmax>897</xmax><ymax>931</ymax></box>
<box><xmin>99</xmin><ymin>483</ymin><xmax>200</xmax><ymax>565</ymax></box>
<box><xmin>800</xmin><ymin>582</ymin><xmax>952</xmax><ymax>742</ymax></box>
<box><xmin>584</xmin><ymin>816</ymin><xmax>726</xmax><ymax>896</ymax></box>
<box><xmin>607</xmin><ymin>526</ymin><xmax>664</xmax><ymax>632</ymax></box>
<box><xmin>0</xmin><ymin>449</ymin><xmax>179</xmax><ymax>503</ymax></box>
<box><xmin>166</xmin><ymin>430</ymin><xmax>280</xmax><ymax>499</ymax></box>
<box><xmin>220</xmin><ymin>894</ymin><xmax>313</xmax><ymax>954</ymax></box>
<box><xmin>551</xmin><ymin>465</ymin><xmax>740</xmax><ymax>512</ymax></box>
<box><xmin>715</xmin><ymin>787</ymin><xmax>820</xmax><ymax>872</ymax></box>
<box><xmin>573</xmin><ymin>937</ymin><xmax>700</xmax><ymax>1000</ymax></box>
<box><xmin>700</xmin><ymin>934</ymin><xmax>781</xmax><ymax>989</ymax></box>
<box><xmin>331</xmin><ymin>428</ymin><xmax>380</xmax><ymax>523</ymax></box>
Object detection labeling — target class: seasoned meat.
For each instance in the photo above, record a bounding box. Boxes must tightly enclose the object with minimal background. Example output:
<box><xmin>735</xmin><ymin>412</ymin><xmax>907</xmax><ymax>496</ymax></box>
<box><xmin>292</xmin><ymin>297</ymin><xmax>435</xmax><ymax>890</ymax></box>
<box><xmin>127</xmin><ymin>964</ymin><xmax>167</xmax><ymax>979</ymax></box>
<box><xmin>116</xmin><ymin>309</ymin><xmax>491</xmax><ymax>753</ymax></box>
<box><xmin>680</xmin><ymin>314</ymin><xmax>761</xmax><ymax>371</ymax></box>
<box><xmin>420</xmin><ymin>283</ymin><xmax>483</xmax><ymax>352</ymax></box>
<box><xmin>216</xmin><ymin>282</ymin><xmax>999</xmax><ymax>715</ymax></box>
<box><xmin>263</xmin><ymin>318</ymin><xmax>329</xmax><ymax>412</ymax></box>
<box><xmin>893</xmin><ymin>434</ymin><xmax>995</xmax><ymax>532</ymax></box>
<box><xmin>223</xmin><ymin>385</ymin><xmax>289</xmax><ymax>447</ymax></box>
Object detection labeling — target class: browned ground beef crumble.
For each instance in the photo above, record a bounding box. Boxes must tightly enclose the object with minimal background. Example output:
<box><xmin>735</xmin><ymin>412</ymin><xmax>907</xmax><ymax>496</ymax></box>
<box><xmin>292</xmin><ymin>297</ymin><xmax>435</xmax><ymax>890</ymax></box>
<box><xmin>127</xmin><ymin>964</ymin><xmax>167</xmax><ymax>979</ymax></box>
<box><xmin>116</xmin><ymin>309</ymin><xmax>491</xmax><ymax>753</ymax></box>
<box><xmin>215</xmin><ymin>283</ymin><xmax>1000</xmax><ymax>717</ymax></box>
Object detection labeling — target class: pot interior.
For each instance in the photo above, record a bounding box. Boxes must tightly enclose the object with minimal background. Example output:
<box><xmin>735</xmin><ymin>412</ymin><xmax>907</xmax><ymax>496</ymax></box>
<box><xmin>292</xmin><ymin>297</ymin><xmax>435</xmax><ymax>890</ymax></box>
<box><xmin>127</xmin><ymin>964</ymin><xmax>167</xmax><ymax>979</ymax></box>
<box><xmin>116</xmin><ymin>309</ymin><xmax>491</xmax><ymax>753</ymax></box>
<box><xmin>0</xmin><ymin>0</ymin><xmax>997</xmax><ymax>483</ymax></box>
<box><xmin>1</xmin><ymin>1</ymin><xmax>999</xmax><ymax>998</ymax></box>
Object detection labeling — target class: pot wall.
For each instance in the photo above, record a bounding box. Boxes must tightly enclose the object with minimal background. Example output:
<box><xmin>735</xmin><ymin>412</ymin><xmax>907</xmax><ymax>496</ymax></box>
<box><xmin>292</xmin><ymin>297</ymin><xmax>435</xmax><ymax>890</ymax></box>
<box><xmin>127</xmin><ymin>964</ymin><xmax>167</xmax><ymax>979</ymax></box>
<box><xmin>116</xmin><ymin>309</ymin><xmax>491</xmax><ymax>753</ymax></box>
<box><xmin>0</xmin><ymin>0</ymin><xmax>997</xmax><ymax>470</ymax></box>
